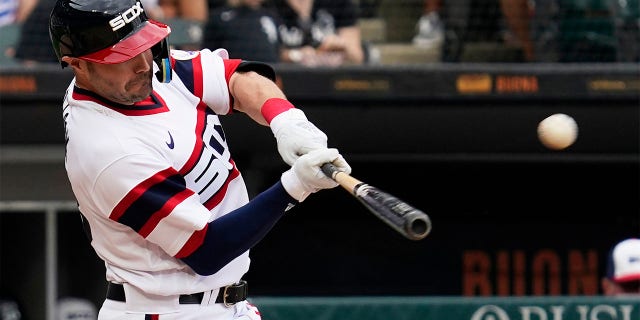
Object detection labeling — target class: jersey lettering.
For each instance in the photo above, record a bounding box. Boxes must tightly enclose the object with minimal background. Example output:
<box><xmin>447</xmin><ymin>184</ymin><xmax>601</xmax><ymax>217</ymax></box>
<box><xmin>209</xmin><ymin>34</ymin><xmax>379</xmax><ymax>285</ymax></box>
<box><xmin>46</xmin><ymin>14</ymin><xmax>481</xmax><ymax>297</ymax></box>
<box><xmin>184</xmin><ymin>115</ymin><xmax>232</xmax><ymax>201</ymax></box>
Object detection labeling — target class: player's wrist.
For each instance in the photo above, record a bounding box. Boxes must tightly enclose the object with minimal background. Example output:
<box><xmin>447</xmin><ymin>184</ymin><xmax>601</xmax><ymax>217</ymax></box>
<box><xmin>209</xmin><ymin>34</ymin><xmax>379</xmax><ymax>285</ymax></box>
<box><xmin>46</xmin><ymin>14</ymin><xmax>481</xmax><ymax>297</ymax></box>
<box><xmin>280</xmin><ymin>169</ymin><xmax>311</xmax><ymax>202</ymax></box>
<box><xmin>261</xmin><ymin>98</ymin><xmax>296</xmax><ymax>124</ymax></box>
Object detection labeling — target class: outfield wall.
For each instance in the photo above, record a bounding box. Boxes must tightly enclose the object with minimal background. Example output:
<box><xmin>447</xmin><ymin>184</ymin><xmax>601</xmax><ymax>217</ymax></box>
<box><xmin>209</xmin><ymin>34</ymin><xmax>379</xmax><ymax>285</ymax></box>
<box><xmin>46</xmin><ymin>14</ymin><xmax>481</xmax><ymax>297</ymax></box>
<box><xmin>250</xmin><ymin>296</ymin><xmax>640</xmax><ymax>320</ymax></box>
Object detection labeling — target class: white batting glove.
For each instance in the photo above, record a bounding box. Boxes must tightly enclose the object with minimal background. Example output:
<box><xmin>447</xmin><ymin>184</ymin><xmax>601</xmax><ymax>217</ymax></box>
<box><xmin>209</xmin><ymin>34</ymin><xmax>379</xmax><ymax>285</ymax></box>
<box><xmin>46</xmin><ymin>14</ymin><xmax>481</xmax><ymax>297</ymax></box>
<box><xmin>281</xmin><ymin>148</ymin><xmax>352</xmax><ymax>202</ymax></box>
<box><xmin>270</xmin><ymin>108</ymin><xmax>328</xmax><ymax>165</ymax></box>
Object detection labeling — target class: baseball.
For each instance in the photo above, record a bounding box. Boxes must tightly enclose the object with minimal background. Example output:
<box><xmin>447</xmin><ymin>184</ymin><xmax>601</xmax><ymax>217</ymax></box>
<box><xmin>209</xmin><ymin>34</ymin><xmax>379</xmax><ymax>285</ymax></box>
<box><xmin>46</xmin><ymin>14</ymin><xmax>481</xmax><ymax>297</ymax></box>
<box><xmin>537</xmin><ymin>113</ymin><xmax>578</xmax><ymax>150</ymax></box>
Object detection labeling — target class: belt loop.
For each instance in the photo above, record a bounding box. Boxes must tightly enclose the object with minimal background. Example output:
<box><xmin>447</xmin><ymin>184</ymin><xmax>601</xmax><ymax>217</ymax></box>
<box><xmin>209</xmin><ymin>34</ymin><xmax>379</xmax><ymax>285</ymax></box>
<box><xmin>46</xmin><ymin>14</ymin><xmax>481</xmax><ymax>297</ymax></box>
<box><xmin>202</xmin><ymin>289</ymin><xmax>216</xmax><ymax>306</ymax></box>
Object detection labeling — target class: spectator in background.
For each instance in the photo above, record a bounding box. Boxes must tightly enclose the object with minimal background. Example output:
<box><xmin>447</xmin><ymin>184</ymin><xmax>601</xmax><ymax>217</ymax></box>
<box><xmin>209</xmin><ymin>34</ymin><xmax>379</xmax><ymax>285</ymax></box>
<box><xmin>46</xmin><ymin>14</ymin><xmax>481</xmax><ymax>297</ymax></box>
<box><xmin>0</xmin><ymin>0</ymin><xmax>37</xmax><ymax>26</ymax></box>
<box><xmin>158</xmin><ymin>0</ymin><xmax>208</xmax><ymax>22</ymax></box>
<box><xmin>208</xmin><ymin>0</ymin><xmax>227</xmax><ymax>11</ymax></box>
<box><xmin>143</xmin><ymin>0</ymin><xmax>208</xmax><ymax>50</ymax></box>
<box><xmin>411</xmin><ymin>0</ymin><xmax>535</xmax><ymax>62</ymax></box>
<box><xmin>357</xmin><ymin>0</ymin><xmax>381</xmax><ymax>19</ymax></box>
<box><xmin>203</xmin><ymin>0</ymin><xmax>281</xmax><ymax>62</ymax></box>
<box><xmin>140</xmin><ymin>0</ymin><xmax>167</xmax><ymax>21</ymax></box>
<box><xmin>602</xmin><ymin>238</ymin><xmax>640</xmax><ymax>295</ymax></box>
<box><xmin>13</xmin><ymin>0</ymin><xmax>58</xmax><ymax>65</ymax></box>
<box><xmin>272</xmin><ymin>0</ymin><xmax>365</xmax><ymax>67</ymax></box>
<box><xmin>412</xmin><ymin>0</ymin><xmax>445</xmax><ymax>50</ymax></box>
<box><xmin>611</xmin><ymin>0</ymin><xmax>639</xmax><ymax>62</ymax></box>
<box><xmin>500</xmin><ymin>0</ymin><xmax>534</xmax><ymax>61</ymax></box>
<box><xmin>0</xmin><ymin>0</ymin><xmax>37</xmax><ymax>64</ymax></box>
<box><xmin>516</xmin><ymin>0</ymin><xmax>626</xmax><ymax>62</ymax></box>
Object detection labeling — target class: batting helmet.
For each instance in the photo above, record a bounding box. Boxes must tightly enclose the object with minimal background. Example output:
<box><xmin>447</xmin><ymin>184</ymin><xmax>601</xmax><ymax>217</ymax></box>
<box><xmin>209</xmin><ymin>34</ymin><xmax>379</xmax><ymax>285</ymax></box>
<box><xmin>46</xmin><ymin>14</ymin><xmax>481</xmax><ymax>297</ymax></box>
<box><xmin>49</xmin><ymin>0</ymin><xmax>172</xmax><ymax>82</ymax></box>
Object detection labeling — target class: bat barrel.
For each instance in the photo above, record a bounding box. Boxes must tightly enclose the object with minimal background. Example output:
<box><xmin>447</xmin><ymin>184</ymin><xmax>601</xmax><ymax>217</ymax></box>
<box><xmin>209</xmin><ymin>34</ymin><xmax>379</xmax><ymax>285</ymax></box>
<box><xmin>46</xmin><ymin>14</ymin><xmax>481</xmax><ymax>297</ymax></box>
<box><xmin>355</xmin><ymin>184</ymin><xmax>432</xmax><ymax>241</ymax></box>
<box><xmin>404</xmin><ymin>210</ymin><xmax>432</xmax><ymax>240</ymax></box>
<box><xmin>321</xmin><ymin>162</ymin><xmax>432</xmax><ymax>241</ymax></box>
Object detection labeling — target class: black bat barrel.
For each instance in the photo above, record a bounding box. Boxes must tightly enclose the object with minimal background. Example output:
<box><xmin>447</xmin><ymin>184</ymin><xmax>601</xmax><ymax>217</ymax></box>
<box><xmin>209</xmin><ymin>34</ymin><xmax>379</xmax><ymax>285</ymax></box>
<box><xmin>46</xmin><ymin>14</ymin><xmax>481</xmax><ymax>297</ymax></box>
<box><xmin>354</xmin><ymin>184</ymin><xmax>432</xmax><ymax>241</ymax></box>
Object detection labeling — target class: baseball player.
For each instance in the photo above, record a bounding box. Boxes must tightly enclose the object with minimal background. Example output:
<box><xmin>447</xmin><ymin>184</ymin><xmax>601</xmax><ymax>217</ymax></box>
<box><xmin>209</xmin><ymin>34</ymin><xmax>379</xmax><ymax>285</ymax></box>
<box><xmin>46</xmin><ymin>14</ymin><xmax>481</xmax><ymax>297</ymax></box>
<box><xmin>48</xmin><ymin>0</ymin><xmax>351</xmax><ymax>319</ymax></box>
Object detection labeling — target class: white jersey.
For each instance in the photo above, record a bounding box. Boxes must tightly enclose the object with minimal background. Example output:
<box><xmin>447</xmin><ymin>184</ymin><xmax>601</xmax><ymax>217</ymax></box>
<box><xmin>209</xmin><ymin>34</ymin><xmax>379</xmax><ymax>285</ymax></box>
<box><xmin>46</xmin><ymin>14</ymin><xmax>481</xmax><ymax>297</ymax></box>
<box><xmin>63</xmin><ymin>48</ymin><xmax>252</xmax><ymax>295</ymax></box>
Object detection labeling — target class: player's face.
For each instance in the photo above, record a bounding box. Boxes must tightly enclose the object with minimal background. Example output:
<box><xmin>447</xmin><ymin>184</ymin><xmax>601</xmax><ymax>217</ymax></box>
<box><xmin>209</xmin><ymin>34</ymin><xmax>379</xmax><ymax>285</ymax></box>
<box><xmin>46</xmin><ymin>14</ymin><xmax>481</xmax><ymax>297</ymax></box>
<box><xmin>80</xmin><ymin>49</ymin><xmax>155</xmax><ymax>105</ymax></box>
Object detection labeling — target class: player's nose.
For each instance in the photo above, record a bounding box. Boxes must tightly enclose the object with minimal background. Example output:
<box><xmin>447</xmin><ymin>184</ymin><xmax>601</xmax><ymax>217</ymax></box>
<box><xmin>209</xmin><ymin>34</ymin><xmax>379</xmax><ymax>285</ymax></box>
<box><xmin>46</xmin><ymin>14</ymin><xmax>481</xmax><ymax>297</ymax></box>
<box><xmin>130</xmin><ymin>50</ymin><xmax>153</xmax><ymax>73</ymax></box>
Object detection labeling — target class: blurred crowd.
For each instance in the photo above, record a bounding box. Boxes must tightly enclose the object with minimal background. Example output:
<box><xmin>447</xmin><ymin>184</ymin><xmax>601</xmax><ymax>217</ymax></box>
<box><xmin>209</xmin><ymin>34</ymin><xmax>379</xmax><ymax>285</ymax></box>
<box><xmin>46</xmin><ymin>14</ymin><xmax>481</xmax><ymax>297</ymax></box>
<box><xmin>0</xmin><ymin>0</ymin><xmax>638</xmax><ymax>67</ymax></box>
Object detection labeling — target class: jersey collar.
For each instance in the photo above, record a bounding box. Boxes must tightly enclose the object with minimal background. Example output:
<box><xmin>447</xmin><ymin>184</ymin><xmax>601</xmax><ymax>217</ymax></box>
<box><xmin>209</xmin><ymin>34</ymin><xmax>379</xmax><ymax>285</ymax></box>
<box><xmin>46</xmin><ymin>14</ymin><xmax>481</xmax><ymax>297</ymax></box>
<box><xmin>72</xmin><ymin>86</ymin><xmax>169</xmax><ymax>116</ymax></box>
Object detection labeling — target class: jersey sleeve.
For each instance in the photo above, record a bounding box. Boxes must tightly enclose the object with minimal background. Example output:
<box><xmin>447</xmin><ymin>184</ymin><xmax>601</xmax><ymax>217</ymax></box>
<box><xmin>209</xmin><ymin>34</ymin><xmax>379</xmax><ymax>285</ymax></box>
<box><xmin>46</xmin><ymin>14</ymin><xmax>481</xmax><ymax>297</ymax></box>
<box><xmin>169</xmin><ymin>48</ymin><xmax>276</xmax><ymax>116</ymax></box>
<box><xmin>168</xmin><ymin>49</ymin><xmax>233</xmax><ymax>115</ymax></box>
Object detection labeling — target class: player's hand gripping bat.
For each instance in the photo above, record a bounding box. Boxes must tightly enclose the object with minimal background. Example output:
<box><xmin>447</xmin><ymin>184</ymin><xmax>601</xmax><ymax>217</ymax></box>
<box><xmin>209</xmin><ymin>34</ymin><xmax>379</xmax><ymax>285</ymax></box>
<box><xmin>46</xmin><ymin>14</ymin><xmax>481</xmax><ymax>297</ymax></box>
<box><xmin>321</xmin><ymin>163</ymin><xmax>432</xmax><ymax>241</ymax></box>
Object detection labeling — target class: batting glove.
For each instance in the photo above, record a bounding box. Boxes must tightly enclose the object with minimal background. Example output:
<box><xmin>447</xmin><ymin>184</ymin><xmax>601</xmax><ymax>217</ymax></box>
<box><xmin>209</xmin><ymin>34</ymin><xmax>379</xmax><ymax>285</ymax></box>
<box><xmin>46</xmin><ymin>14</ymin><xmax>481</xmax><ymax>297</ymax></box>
<box><xmin>281</xmin><ymin>148</ymin><xmax>351</xmax><ymax>202</ymax></box>
<box><xmin>270</xmin><ymin>108</ymin><xmax>328</xmax><ymax>166</ymax></box>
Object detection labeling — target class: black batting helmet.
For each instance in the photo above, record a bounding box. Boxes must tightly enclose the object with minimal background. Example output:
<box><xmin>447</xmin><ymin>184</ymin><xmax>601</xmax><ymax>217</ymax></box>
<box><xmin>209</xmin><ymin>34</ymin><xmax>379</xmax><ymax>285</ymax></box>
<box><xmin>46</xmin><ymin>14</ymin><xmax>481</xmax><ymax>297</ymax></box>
<box><xmin>49</xmin><ymin>0</ymin><xmax>172</xmax><ymax>81</ymax></box>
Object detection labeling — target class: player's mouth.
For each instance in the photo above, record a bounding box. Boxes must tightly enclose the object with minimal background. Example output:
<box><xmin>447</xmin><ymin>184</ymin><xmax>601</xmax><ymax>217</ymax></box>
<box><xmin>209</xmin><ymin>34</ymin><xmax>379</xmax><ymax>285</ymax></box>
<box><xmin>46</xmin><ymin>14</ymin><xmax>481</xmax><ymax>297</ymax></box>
<box><xmin>127</xmin><ymin>73</ymin><xmax>153</xmax><ymax>91</ymax></box>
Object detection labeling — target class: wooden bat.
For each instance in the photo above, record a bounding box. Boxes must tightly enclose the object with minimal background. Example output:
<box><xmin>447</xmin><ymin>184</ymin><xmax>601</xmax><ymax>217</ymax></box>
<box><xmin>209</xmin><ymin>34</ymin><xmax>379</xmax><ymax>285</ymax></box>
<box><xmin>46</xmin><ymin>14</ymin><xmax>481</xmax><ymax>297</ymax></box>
<box><xmin>321</xmin><ymin>163</ymin><xmax>432</xmax><ymax>241</ymax></box>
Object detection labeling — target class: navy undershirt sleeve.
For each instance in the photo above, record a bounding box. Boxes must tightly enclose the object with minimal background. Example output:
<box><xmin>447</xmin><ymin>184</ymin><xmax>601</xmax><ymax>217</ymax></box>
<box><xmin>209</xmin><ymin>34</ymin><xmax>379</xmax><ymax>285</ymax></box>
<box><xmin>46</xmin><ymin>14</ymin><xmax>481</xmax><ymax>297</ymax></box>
<box><xmin>181</xmin><ymin>181</ymin><xmax>296</xmax><ymax>275</ymax></box>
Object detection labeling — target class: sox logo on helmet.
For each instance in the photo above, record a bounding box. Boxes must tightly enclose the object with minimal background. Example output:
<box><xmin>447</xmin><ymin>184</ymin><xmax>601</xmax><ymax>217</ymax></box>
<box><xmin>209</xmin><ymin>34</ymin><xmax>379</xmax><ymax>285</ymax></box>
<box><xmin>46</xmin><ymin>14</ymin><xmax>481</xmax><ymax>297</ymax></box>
<box><xmin>109</xmin><ymin>1</ymin><xmax>144</xmax><ymax>31</ymax></box>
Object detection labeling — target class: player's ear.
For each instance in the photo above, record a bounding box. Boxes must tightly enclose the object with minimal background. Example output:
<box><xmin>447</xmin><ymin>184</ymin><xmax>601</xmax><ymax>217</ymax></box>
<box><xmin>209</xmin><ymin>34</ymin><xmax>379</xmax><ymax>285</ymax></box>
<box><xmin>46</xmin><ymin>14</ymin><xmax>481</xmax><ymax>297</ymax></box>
<box><xmin>62</xmin><ymin>56</ymin><xmax>81</xmax><ymax>69</ymax></box>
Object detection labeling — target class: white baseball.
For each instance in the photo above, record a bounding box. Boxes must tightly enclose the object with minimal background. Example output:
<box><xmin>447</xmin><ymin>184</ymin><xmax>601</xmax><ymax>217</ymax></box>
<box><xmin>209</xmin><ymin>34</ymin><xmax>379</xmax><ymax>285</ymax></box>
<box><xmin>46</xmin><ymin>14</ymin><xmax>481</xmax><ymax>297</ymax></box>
<box><xmin>537</xmin><ymin>113</ymin><xmax>578</xmax><ymax>150</ymax></box>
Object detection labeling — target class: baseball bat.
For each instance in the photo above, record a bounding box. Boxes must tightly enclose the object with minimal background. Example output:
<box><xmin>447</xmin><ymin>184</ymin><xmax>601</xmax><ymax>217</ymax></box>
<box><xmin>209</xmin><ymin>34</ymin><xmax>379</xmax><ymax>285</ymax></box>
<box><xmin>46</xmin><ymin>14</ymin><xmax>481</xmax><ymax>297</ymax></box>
<box><xmin>321</xmin><ymin>163</ymin><xmax>432</xmax><ymax>241</ymax></box>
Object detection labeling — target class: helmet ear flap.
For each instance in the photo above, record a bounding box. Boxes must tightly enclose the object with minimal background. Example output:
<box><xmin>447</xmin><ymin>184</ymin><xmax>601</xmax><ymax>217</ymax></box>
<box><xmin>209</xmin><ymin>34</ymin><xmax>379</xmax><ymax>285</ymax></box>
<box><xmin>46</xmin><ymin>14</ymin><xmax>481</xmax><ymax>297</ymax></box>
<box><xmin>152</xmin><ymin>38</ymin><xmax>171</xmax><ymax>83</ymax></box>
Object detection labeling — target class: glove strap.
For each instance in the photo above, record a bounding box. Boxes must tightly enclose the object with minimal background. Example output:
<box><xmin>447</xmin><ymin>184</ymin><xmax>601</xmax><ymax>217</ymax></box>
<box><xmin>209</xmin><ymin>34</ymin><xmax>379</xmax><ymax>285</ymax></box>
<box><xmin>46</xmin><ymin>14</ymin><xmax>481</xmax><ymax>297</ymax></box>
<box><xmin>261</xmin><ymin>98</ymin><xmax>295</xmax><ymax>124</ymax></box>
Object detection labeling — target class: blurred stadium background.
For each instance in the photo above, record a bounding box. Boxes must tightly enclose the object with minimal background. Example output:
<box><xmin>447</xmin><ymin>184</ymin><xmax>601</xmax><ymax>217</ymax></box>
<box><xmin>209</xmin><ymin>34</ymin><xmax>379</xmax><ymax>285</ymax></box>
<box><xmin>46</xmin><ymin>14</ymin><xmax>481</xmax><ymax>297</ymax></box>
<box><xmin>0</xmin><ymin>0</ymin><xmax>639</xmax><ymax>319</ymax></box>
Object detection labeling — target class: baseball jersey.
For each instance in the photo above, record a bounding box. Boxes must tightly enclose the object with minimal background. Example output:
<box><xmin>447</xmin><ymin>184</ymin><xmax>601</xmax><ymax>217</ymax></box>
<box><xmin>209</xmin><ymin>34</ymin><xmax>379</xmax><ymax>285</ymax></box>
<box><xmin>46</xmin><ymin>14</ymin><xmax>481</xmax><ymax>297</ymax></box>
<box><xmin>63</xmin><ymin>48</ymin><xmax>287</xmax><ymax>296</ymax></box>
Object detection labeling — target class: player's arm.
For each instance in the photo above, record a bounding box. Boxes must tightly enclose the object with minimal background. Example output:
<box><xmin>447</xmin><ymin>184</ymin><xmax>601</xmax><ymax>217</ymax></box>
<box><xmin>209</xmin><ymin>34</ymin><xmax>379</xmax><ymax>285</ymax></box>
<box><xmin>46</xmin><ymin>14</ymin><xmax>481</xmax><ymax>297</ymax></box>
<box><xmin>228</xmin><ymin>67</ymin><xmax>284</xmax><ymax>126</ymax></box>
<box><xmin>227</xmin><ymin>62</ymin><xmax>329</xmax><ymax>165</ymax></box>
<box><xmin>101</xmin><ymin>149</ymin><xmax>348</xmax><ymax>276</ymax></box>
<box><xmin>181</xmin><ymin>148</ymin><xmax>350</xmax><ymax>275</ymax></box>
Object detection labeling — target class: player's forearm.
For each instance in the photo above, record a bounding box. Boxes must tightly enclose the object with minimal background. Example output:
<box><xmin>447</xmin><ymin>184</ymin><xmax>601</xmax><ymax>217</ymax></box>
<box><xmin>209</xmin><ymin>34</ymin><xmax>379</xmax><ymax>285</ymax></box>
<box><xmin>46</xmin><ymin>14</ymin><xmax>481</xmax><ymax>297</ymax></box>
<box><xmin>180</xmin><ymin>181</ymin><xmax>295</xmax><ymax>275</ymax></box>
<box><xmin>229</xmin><ymin>71</ymin><xmax>286</xmax><ymax>125</ymax></box>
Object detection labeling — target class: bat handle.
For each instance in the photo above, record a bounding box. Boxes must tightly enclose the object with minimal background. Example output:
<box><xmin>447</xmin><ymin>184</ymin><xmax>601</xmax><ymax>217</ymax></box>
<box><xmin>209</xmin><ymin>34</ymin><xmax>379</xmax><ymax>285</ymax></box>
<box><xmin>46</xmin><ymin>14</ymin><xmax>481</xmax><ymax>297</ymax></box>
<box><xmin>321</xmin><ymin>163</ymin><xmax>339</xmax><ymax>179</ymax></box>
<box><xmin>321</xmin><ymin>163</ymin><xmax>363</xmax><ymax>194</ymax></box>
